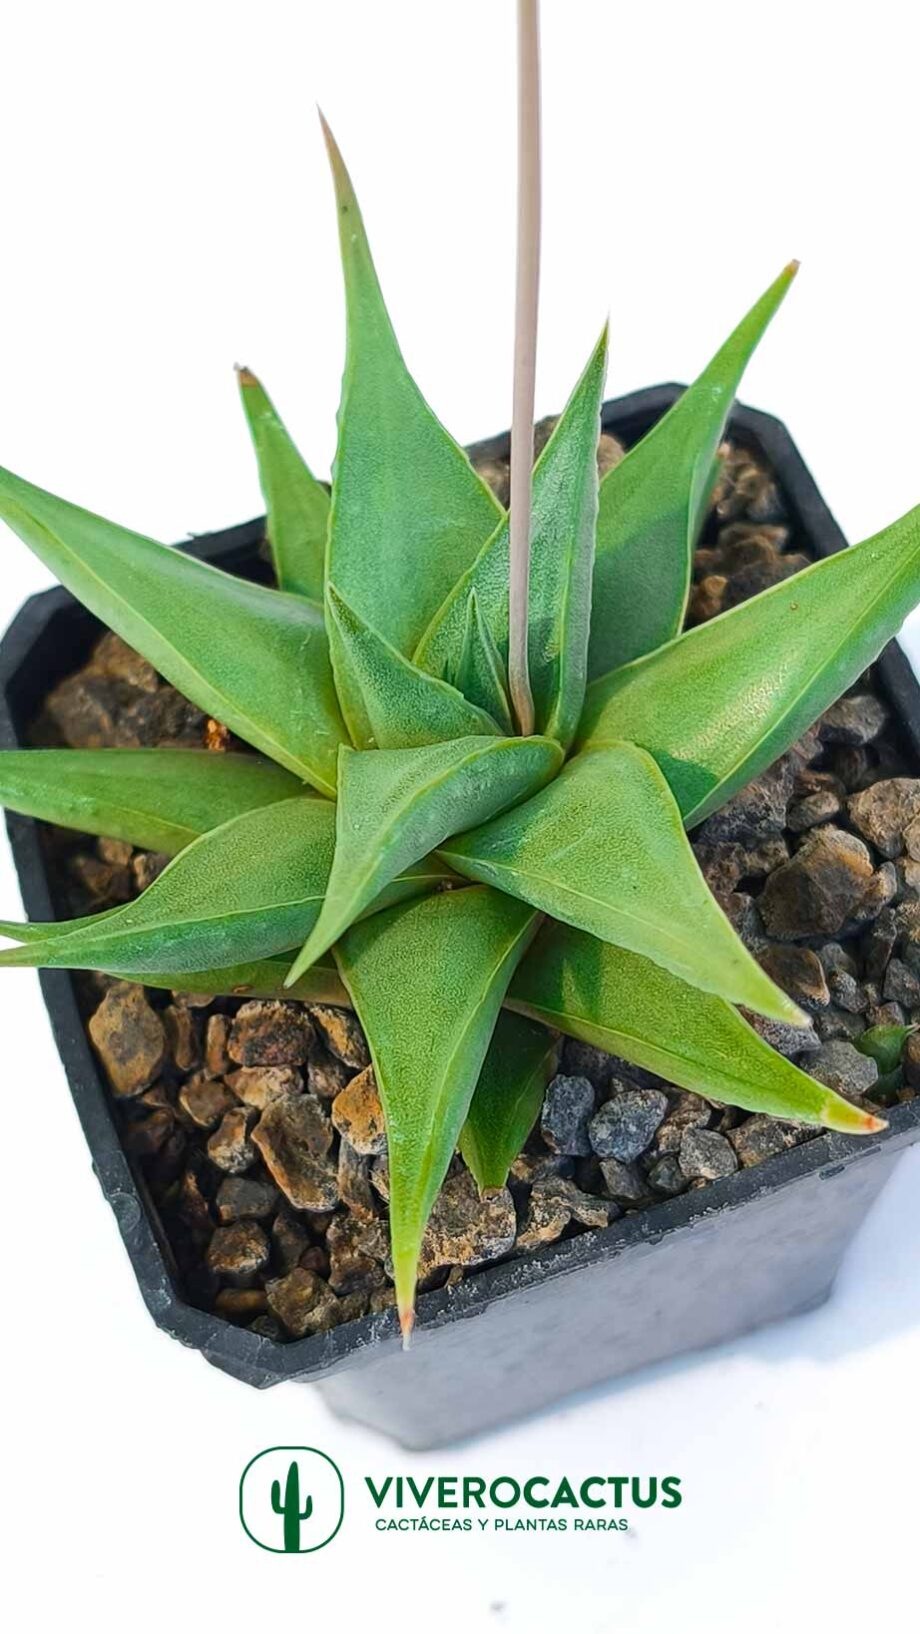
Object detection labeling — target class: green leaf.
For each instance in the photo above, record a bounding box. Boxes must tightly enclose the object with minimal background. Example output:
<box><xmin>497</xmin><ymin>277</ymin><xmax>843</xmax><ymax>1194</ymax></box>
<box><xmin>452</xmin><ymin>591</ymin><xmax>513</xmax><ymax>733</ymax></box>
<box><xmin>460</xmin><ymin>1010</ymin><xmax>559</xmax><ymax>1191</ymax></box>
<box><xmin>415</xmin><ymin>326</ymin><xmax>608</xmax><ymax>748</ymax></box>
<box><xmin>321</xmin><ymin>116</ymin><xmax>502</xmax><ymax>654</ymax></box>
<box><xmin>285</xmin><ymin>734</ymin><xmax>562</xmax><ymax>982</ymax></box>
<box><xmin>121</xmin><ymin>953</ymin><xmax>349</xmax><ymax>1007</ymax></box>
<box><xmin>325</xmin><ymin>583</ymin><xmax>501</xmax><ymax>748</ymax></box>
<box><xmin>855</xmin><ymin>1023</ymin><xmax>916</xmax><ymax>1075</ymax></box>
<box><xmin>588</xmin><ymin>262</ymin><xmax>798</xmax><ymax>678</ymax></box>
<box><xmin>0</xmin><ymin>748</ymin><xmax>304</xmax><ymax>855</ymax></box>
<box><xmin>579</xmin><ymin>501</ymin><xmax>920</xmax><ymax>827</ymax></box>
<box><xmin>335</xmin><ymin>885</ymin><xmax>539</xmax><ymax>1336</ymax></box>
<box><xmin>0</xmin><ymin>466</ymin><xmax>347</xmax><ymax>794</ymax></box>
<box><xmin>237</xmin><ymin>366</ymin><xmax>329</xmax><ymax>600</ymax></box>
<box><xmin>0</xmin><ymin>908</ymin><xmax>107</xmax><ymax>944</ymax></box>
<box><xmin>509</xmin><ymin>921</ymin><xmax>885</xmax><ymax>1135</ymax></box>
<box><xmin>0</xmin><ymin>798</ymin><xmax>452</xmax><ymax>976</ymax></box>
<box><xmin>442</xmin><ymin>743</ymin><xmax>802</xmax><ymax>1022</ymax></box>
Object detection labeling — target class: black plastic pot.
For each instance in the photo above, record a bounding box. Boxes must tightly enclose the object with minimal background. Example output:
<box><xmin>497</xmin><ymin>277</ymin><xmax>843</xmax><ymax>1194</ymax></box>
<box><xmin>2</xmin><ymin>386</ymin><xmax>919</xmax><ymax>1449</ymax></box>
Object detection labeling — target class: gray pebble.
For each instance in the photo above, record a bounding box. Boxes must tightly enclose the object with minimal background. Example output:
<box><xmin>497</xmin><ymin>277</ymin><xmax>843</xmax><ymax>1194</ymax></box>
<box><xmin>541</xmin><ymin>1075</ymin><xmax>595</xmax><ymax>1156</ymax></box>
<box><xmin>807</xmin><ymin>1039</ymin><xmax>879</xmax><ymax>1098</ymax></box>
<box><xmin>646</xmin><ymin>1154</ymin><xmax>689</xmax><ymax>1195</ymax></box>
<box><xmin>599</xmin><ymin>1157</ymin><xmax>650</xmax><ymax>1206</ymax></box>
<box><xmin>589</xmin><ymin>1088</ymin><xmax>668</xmax><ymax>1162</ymax></box>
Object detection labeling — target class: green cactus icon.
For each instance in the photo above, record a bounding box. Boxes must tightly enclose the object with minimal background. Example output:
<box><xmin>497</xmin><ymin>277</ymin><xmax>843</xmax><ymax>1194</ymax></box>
<box><xmin>271</xmin><ymin>1460</ymin><xmax>313</xmax><ymax>1552</ymax></box>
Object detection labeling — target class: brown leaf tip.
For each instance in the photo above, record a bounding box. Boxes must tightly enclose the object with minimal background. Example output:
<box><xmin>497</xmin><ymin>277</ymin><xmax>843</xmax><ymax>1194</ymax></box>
<box><xmin>399</xmin><ymin>1304</ymin><xmax>415</xmax><ymax>1352</ymax></box>
<box><xmin>235</xmin><ymin>364</ymin><xmax>259</xmax><ymax>389</ymax></box>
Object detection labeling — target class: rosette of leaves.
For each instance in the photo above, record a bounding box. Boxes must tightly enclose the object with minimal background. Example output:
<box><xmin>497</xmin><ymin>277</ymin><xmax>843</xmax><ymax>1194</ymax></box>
<box><xmin>0</xmin><ymin>122</ymin><xmax>918</xmax><ymax>1341</ymax></box>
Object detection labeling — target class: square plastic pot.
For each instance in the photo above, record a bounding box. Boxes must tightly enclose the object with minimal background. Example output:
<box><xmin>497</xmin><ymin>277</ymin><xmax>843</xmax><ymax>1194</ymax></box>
<box><xmin>2</xmin><ymin>386</ymin><xmax>918</xmax><ymax>1449</ymax></box>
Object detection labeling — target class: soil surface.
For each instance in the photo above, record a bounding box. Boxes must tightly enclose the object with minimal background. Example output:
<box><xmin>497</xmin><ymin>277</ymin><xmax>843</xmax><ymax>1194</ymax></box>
<box><xmin>28</xmin><ymin>428</ymin><xmax>920</xmax><ymax>1341</ymax></box>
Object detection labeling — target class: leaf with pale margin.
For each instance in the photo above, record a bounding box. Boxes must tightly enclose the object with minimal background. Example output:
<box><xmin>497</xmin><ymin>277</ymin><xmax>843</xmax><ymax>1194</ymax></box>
<box><xmin>579</xmin><ymin>502</ymin><xmax>920</xmax><ymax>827</ymax></box>
<box><xmin>0</xmin><ymin>748</ymin><xmax>304</xmax><ymax>856</ymax></box>
<box><xmin>237</xmin><ymin>366</ymin><xmax>329</xmax><ymax>600</ymax></box>
<box><xmin>0</xmin><ymin>466</ymin><xmax>347</xmax><ymax>793</ymax></box>
<box><xmin>322</xmin><ymin>116</ymin><xmax>502</xmax><ymax>653</ymax></box>
<box><xmin>326</xmin><ymin>583</ymin><xmax>500</xmax><ymax>748</ymax></box>
<box><xmin>335</xmin><ymin>885</ymin><xmax>539</xmax><ymax>1335</ymax></box>
<box><xmin>508</xmin><ymin>921</ymin><xmax>884</xmax><ymax>1134</ymax></box>
<box><xmin>0</xmin><ymin>799</ymin><xmax>452</xmax><ymax>975</ymax></box>
<box><xmin>588</xmin><ymin>262</ymin><xmax>797</xmax><ymax>677</ymax></box>
<box><xmin>442</xmin><ymin>742</ymin><xmax>802</xmax><ymax>1022</ymax></box>
<box><xmin>121</xmin><ymin>954</ymin><xmax>350</xmax><ymax>1008</ymax></box>
<box><xmin>415</xmin><ymin>326</ymin><xmax>608</xmax><ymax>748</ymax></box>
<box><xmin>452</xmin><ymin>591</ymin><xmax>513</xmax><ymax>733</ymax></box>
<box><xmin>460</xmin><ymin>1011</ymin><xmax>559</xmax><ymax>1191</ymax></box>
<box><xmin>286</xmin><ymin>734</ymin><xmax>561</xmax><ymax>982</ymax></box>
<box><xmin>114</xmin><ymin>925</ymin><xmax>884</xmax><ymax>1140</ymax></box>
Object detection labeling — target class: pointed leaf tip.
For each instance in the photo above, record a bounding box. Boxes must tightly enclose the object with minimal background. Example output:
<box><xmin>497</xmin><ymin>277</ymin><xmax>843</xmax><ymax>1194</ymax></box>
<box><xmin>285</xmin><ymin>735</ymin><xmax>559</xmax><ymax>983</ymax></box>
<box><xmin>444</xmin><ymin>744</ymin><xmax>805</xmax><ymax>1024</ymax></box>
<box><xmin>587</xmin><ymin>263</ymin><xmax>798</xmax><ymax>677</ymax></box>
<box><xmin>399</xmin><ymin>1305</ymin><xmax>415</xmax><ymax>1350</ymax></box>
<box><xmin>236</xmin><ymin>366</ymin><xmax>330</xmax><ymax>602</ymax></box>
<box><xmin>581</xmin><ymin>502</ymin><xmax>920</xmax><ymax>827</ymax></box>
<box><xmin>416</xmin><ymin>325</ymin><xmax>607</xmax><ymax>747</ymax></box>
<box><xmin>510</xmin><ymin>922</ymin><xmax>884</xmax><ymax>1135</ymax></box>
<box><xmin>335</xmin><ymin>887</ymin><xmax>538</xmax><ymax>1361</ymax></box>
<box><xmin>325</xmin><ymin>581</ymin><xmax>502</xmax><ymax>750</ymax></box>
<box><xmin>0</xmin><ymin>465</ymin><xmax>345</xmax><ymax>791</ymax></box>
<box><xmin>324</xmin><ymin>112</ymin><xmax>501</xmax><ymax>656</ymax></box>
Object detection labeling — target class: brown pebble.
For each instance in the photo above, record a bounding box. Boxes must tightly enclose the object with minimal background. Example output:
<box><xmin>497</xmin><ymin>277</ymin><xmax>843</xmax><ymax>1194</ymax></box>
<box><xmin>516</xmin><ymin>1178</ymin><xmax>572</xmax><ymax>1249</ymax></box>
<box><xmin>228</xmin><ymin>1000</ymin><xmax>314</xmax><ymax>1066</ymax></box>
<box><xmin>88</xmin><ymin>981</ymin><xmax>166</xmax><ymax>1098</ymax></box>
<box><xmin>89</xmin><ymin>630</ymin><xmax>159</xmax><ymax>692</ymax></box>
<box><xmin>326</xmin><ymin>1214</ymin><xmax>389</xmax><ymax>1296</ymax></box>
<box><xmin>172</xmin><ymin>1167</ymin><xmax>213</xmax><ymax>1240</ymax></box>
<box><xmin>132</xmin><ymin>851</ymin><xmax>170</xmax><ymax>891</ymax></box>
<box><xmin>179</xmin><ymin>1075</ymin><xmax>235</xmax><ymax>1130</ymax></box>
<box><xmin>163</xmin><ymin>1003</ymin><xmax>200</xmax><ymax>1071</ymax></box>
<box><xmin>337</xmin><ymin>1140</ymin><xmax>378</xmax><ymax>1221</ymax></box>
<box><xmin>204</xmin><ymin>1014</ymin><xmax>233</xmax><ymax>1077</ymax></box>
<box><xmin>252</xmin><ymin>1097</ymin><xmax>338</xmax><ymax>1211</ymax></box>
<box><xmin>227</xmin><ymin>1065</ymin><xmax>303</xmax><ymax>1108</ymax></box>
<box><xmin>97</xmin><ymin>836</ymin><xmax>134</xmax><ymax>867</ymax></box>
<box><xmin>206</xmin><ymin>1221</ymin><xmax>270</xmax><ymax>1283</ymax></box>
<box><xmin>415</xmin><ymin>1167</ymin><xmax>516</xmax><ymax>1281</ymax></box>
<box><xmin>272</xmin><ymin>1210</ymin><xmax>312</xmax><ymax>1274</ymax></box>
<box><xmin>848</xmin><ymin>779</ymin><xmax>920</xmax><ymax>860</ymax></box>
<box><xmin>310</xmin><ymin>1005</ymin><xmax>370</xmax><ymax>1070</ymax></box>
<box><xmin>759</xmin><ymin>944</ymin><xmax>830</xmax><ymax>1010</ymax></box>
<box><xmin>214</xmin><ymin>1288</ymin><xmax>268</xmax><ymax>1323</ymax></box>
<box><xmin>759</xmin><ymin>827</ymin><xmax>874</xmax><ymax>938</ymax></box>
<box><xmin>215</xmin><ymin>1175</ymin><xmax>279</xmax><ymax>1222</ymax></box>
<box><xmin>306</xmin><ymin>1045</ymin><xmax>352</xmax><ymax>1101</ymax></box>
<box><xmin>266</xmin><ymin>1268</ymin><xmax>342</xmax><ymax>1338</ymax></box>
<box><xmin>207</xmin><ymin>1107</ymin><xmax>257</xmax><ymax>1173</ymax></box>
<box><xmin>331</xmin><ymin>1065</ymin><xmax>387</xmax><ymax>1156</ymax></box>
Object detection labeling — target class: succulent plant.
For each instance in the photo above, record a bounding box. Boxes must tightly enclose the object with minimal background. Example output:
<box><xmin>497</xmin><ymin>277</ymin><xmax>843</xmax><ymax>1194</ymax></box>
<box><xmin>0</xmin><ymin>121</ymin><xmax>918</xmax><ymax>1343</ymax></box>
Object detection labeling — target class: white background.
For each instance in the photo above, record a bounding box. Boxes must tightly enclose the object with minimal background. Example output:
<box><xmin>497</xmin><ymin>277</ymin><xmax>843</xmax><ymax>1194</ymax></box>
<box><xmin>1</xmin><ymin>3</ymin><xmax>918</xmax><ymax>1628</ymax></box>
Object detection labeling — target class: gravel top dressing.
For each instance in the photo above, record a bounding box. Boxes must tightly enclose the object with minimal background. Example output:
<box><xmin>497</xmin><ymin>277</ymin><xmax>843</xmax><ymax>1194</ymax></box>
<box><xmin>27</xmin><ymin>431</ymin><xmax>918</xmax><ymax>1343</ymax></box>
